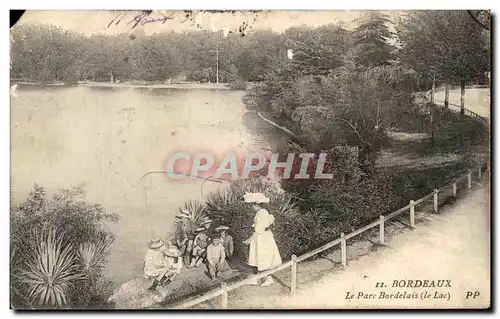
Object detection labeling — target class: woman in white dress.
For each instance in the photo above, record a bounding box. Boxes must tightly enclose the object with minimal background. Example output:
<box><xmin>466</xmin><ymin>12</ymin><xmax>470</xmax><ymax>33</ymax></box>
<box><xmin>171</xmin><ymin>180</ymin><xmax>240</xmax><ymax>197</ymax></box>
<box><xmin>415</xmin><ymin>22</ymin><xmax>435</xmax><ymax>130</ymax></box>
<box><xmin>243</xmin><ymin>192</ymin><xmax>282</xmax><ymax>286</ymax></box>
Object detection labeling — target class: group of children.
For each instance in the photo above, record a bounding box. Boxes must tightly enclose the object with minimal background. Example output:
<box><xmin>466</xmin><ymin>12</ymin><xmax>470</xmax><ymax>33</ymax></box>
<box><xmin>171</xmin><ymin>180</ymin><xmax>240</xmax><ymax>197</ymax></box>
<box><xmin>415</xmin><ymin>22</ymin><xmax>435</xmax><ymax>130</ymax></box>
<box><xmin>143</xmin><ymin>238</ymin><xmax>184</xmax><ymax>292</ymax></box>
<box><xmin>143</xmin><ymin>224</ymin><xmax>235</xmax><ymax>293</ymax></box>
<box><xmin>144</xmin><ymin>191</ymin><xmax>282</xmax><ymax>294</ymax></box>
<box><xmin>177</xmin><ymin>224</ymin><xmax>234</xmax><ymax>280</ymax></box>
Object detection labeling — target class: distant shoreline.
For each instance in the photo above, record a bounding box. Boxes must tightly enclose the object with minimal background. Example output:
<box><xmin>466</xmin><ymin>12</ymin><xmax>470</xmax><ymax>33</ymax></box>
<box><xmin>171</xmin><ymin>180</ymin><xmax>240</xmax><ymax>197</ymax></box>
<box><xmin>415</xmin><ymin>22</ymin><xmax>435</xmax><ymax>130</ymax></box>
<box><xmin>10</xmin><ymin>80</ymin><xmax>236</xmax><ymax>90</ymax></box>
<box><xmin>78</xmin><ymin>81</ymin><xmax>233</xmax><ymax>90</ymax></box>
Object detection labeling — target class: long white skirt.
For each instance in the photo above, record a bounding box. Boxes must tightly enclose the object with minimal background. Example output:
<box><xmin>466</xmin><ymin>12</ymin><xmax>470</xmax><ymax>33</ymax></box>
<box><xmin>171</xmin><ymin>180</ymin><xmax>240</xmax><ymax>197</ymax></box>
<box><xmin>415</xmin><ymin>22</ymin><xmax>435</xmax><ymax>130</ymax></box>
<box><xmin>248</xmin><ymin>230</ymin><xmax>282</xmax><ymax>271</ymax></box>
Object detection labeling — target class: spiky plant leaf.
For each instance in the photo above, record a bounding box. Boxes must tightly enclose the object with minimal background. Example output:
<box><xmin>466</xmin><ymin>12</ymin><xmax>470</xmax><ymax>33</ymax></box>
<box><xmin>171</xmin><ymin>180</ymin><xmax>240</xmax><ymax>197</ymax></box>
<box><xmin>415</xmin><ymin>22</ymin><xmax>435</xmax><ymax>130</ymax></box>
<box><xmin>76</xmin><ymin>236</ymin><xmax>111</xmax><ymax>285</ymax></box>
<box><xmin>174</xmin><ymin>200</ymin><xmax>207</xmax><ymax>236</ymax></box>
<box><xmin>18</xmin><ymin>229</ymin><xmax>83</xmax><ymax>308</ymax></box>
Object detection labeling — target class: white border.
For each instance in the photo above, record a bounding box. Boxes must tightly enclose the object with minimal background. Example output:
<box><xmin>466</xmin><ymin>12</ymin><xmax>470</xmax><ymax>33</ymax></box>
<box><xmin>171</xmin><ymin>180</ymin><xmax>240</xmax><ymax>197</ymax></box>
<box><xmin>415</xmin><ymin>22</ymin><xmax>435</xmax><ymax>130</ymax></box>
<box><xmin>2</xmin><ymin>1</ymin><xmax>498</xmax><ymax>319</ymax></box>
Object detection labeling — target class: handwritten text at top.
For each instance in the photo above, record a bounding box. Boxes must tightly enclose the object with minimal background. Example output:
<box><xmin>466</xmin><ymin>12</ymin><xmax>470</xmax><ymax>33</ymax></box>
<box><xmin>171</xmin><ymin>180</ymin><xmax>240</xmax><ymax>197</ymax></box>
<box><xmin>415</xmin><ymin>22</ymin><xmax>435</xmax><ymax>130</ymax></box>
<box><xmin>108</xmin><ymin>11</ymin><xmax>177</xmax><ymax>29</ymax></box>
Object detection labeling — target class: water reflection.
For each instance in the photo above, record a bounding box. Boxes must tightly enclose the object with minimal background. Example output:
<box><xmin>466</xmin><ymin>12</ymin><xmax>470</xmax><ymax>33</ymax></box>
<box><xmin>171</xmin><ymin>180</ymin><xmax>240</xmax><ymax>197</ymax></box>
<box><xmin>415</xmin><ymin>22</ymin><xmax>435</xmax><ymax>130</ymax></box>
<box><xmin>10</xmin><ymin>85</ymin><xmax>284</xmax><ymax>284</ymax></box>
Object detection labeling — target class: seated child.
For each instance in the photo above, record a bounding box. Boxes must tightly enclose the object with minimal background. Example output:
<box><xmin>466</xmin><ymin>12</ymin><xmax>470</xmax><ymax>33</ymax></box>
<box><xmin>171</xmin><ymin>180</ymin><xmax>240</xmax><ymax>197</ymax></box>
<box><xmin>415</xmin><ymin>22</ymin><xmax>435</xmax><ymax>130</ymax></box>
<box><xmin>188</xmin><ymin>227</ymin><xmax>209</xmax><ymax>268</ymax></box>
<box><xmin>206</xmin><ymin>236</ymin><xmax>231</xmax><ymax>279</ymax></box>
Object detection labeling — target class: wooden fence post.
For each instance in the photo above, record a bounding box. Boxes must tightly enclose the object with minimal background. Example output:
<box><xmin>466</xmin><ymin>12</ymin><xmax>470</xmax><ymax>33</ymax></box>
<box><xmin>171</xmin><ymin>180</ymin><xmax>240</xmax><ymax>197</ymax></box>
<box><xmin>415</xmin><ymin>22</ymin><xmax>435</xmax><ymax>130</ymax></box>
<box><xmin>478</xmin><ymin>166</ymin><xmax>482</xmax><ymax>180</ymax></box>
<box><xmin>379</xmin><ymin>215</ymin><xmax>385</xmax><ymax>244</ymax></box>
<box><xmin>433</xmin><ymin>189</ymin><xmax>439</xmax><ymax>213</ymax></box>
<box><xmin>467</xmin><ymin>169</ymin><xmax>472</xmax><ymax>189</ymax></box>
<box><xmin>221</xmin><ymin>282</ymin><xmax>228</xmax><ymax>309</ymax></box>
<box><xmin>340</xmin><ymin>232</ymin><xmax>347</xmax><ymax>267</ymax></box>
<box><xmin>291</xmin><ymin>254</ymin><xmax>297</xmax><ymax>295</ymax></box>
<box><xmin>409</xmin><ymin>200</ymin><xmax>415</xmax><ymax>228</ymax></box>
<box><xmin>452</xmin><ymin>180</ymin><xmax>457</xmax><ymax>197</ymax></box>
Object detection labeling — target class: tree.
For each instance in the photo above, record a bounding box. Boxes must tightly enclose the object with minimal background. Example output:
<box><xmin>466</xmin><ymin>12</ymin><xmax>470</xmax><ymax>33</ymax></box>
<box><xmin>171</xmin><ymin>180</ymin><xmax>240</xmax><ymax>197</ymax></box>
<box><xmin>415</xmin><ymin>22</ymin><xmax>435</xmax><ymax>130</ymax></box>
<box><xmin>285</xmin><ymin>24</ymin><xmax>350</xmax><ymax>76</ymax></box>
<box><xmin>397</xmin><ymin>10</ymin><xmax>490</xmax><ymax>114</ymax></box>
<box><xmin>353</xmin><ymin>12</ymin><xmax>396</xmax><ymax>67</ymax></box>
<box><xmin>11</xmin><ymin>185</ymin><xmax>118</xmax><ymax>308</ymax></box>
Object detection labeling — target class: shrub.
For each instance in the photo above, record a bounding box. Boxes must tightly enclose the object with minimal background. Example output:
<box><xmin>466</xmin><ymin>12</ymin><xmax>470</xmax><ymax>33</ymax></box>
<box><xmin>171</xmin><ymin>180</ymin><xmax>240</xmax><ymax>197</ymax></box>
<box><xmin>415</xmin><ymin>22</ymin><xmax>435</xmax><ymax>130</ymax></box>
<box><xmin>10</xmin><ymin>184</ymin><xmax>118</xmax><ymax>309</ymax></box>
<box><xmin>17</xmin><ymin>229</ymin><xmax>84</xmax><ymax>308</ymax></box>
<box><xmin>174</xmin><ymin>200</ymin><xmax>210</xmax><ymax>240</ymax></box>
<box><xmin>230</xmin><ymin>78</ymin><xmax>247</xmax><ymax>90</ymax></box>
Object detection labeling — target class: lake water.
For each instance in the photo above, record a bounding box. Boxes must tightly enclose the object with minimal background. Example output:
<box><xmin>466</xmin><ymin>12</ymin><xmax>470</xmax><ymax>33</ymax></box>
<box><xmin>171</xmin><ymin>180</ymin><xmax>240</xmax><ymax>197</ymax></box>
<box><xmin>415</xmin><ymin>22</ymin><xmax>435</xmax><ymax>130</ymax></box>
<box><xmin>10</xmin><ymin>85</ymin><xmax>281</xmax><ymax>284</ymax></box>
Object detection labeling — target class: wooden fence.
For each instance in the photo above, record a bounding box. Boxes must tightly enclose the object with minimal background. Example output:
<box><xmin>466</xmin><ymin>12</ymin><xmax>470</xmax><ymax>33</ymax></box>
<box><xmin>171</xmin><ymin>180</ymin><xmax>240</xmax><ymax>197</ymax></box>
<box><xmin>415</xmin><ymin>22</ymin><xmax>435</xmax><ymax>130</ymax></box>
<box><xmin>173</xmin><ymin>164</ymin><xmax>486</xmax><ymax>309</ymax></box>
<box><xmin>432</xmin><ymin>99</ymin><xmax>490</xmax><ymax>129</ymax></box>
<box><xmin>434</xmin><ymin>84</ymin><xmax>490</xmax><ymax>91</ymax></box>
<box><xmin>171</xmin><ymin>103</ymin><xmax>489</xmax><ymax>309</ymax></box>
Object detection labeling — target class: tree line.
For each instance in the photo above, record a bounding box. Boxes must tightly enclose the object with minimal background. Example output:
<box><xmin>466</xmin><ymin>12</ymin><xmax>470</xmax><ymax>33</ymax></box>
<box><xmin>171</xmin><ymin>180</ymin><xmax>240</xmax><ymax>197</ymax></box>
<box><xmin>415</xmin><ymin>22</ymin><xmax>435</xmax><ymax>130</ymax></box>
<box><xmin>10</xmin><ymin>24</ymin><xmax>287</xmax><ymax>85</ymax></box>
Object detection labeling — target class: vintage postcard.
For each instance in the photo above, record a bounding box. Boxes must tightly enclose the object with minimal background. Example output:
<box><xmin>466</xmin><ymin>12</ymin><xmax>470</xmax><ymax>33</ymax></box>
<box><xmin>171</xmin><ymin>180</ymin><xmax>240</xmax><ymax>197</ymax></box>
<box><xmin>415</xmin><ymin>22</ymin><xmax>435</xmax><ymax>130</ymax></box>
<box><xmin>9</xmin><ymin>10</ymin><xmax>491</xmax><ymax>310</ymax></box>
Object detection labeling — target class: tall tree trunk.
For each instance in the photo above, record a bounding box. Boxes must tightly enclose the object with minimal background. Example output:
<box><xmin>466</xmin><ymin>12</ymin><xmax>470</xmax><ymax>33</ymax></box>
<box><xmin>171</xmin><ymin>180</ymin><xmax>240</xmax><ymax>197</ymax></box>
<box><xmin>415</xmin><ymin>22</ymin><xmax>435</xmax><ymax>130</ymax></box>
<box><xmin>444</xmin><ymin>83</ymin><xmax>450</xmax><ymax>108</ymax></box>
<box><xmin>460</xmin><ymin>79</ymin><xmax>466</xmax><ymax>115</ymax></box>
<box><xmin>430</xmin><ymin>104</ymin><xmax>435</xmax><ymax>145</ymax></box>
<box><xmin>430</xmin><ymin>77</ymin><xmax>436</xmax><ymax>103</ymax></box>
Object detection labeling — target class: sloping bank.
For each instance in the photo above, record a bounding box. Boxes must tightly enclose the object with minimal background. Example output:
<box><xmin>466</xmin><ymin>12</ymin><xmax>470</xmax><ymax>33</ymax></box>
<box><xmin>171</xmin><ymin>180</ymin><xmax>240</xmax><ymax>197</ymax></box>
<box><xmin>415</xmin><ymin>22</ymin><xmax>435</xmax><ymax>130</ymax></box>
<box><xmin>108</xmin><ymin>99</ymin><xmax>488</xmax><ymax>309</ymax></box>
<box><xmin>174</xmin><ymin>185</ymin><xmax>489</xmax><ymax>309</ymax></box>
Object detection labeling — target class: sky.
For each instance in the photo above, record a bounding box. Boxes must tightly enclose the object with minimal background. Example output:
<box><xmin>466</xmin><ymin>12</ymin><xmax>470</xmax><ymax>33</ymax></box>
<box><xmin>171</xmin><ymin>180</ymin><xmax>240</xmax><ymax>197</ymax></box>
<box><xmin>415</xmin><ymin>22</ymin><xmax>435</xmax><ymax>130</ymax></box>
<box><xmin>15</xmin><ymin>10</ymin><xmax>406</xmax><ymax>36</ymax></box>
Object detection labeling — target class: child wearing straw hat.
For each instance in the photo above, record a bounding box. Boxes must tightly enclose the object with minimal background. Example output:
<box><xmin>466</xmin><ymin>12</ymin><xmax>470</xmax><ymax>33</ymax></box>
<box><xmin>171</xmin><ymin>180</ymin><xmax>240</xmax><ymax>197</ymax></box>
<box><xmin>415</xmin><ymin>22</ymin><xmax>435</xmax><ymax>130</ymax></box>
<box><xmin>144</xmin><ymin>238</ymin><xmax>183</xmax><ymax>292</ymax></box>
<box><xmin>188</xmin><ymin>227</ymin><xmax>209</xmax><ymax>268</ymax></box>
<box><xmin>215</xmin><ymin>225</ymin><xmax>234</xmax><ymax>259</ymax></box>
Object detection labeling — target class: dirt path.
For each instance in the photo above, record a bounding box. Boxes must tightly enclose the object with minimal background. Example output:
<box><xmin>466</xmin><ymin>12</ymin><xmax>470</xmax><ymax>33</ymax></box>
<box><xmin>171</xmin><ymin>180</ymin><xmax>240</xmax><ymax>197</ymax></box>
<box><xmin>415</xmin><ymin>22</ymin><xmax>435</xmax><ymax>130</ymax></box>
<box><xmin>434</xmin><ymin>88</ymin><xmax>490</xmax><ymax>118</ymax></box>
<box><xmin>199</xmin><ymin>186</ymin><xmax>489</xmax><ymax>309</ymax></box>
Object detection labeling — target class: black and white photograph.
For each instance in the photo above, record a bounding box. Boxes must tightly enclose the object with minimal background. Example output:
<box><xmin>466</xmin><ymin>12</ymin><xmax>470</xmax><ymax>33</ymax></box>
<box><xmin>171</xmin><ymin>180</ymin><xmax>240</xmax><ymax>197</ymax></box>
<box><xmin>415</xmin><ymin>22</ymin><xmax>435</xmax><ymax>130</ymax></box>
<box><xmin>9</xmin><ymin>9</ymin><xmax>491</xmax><ymax>310</ymax></box>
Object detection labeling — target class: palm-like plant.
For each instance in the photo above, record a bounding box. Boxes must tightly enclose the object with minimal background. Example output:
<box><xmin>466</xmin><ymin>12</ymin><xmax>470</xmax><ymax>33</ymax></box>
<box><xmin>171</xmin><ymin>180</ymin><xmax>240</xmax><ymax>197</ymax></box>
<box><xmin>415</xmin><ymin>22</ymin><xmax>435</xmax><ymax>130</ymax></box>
<box><xmin>18</xmin><ymin>229</ymin><xmax>84</xmax><ymax>308</ymax></box>
<box><xmin>76</xmin><ymin>236</ymin><xmax>111</xmax><ymax>286</ymax></box>
<box><xmin>174</xmin><ymin>200</ymin><xmax>209</xmax><ymax>237</ymax></box>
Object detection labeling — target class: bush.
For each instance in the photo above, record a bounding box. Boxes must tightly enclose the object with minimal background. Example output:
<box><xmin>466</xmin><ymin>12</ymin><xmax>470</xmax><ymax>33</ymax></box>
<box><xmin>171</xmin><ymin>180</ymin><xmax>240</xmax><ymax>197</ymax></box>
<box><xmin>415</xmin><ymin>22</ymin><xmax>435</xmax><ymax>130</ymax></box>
<box><xmin>389</xmin><ymin>162</ymin><xmax>471</xmax><ymax>204</ymax></box>
<box><xmin>180</xmin><ymin>147</ymin><xmax>400</xmax><ymax>260</ymax></box>
<box><xmin>229</xmin><ymin>78</ymin><xmax>247</xmax><ymax>90</ymax></box>
<box><xmin>10</xmin><ymin>184</ymin><xmax>118</xmax><ymax>309</ymax></box>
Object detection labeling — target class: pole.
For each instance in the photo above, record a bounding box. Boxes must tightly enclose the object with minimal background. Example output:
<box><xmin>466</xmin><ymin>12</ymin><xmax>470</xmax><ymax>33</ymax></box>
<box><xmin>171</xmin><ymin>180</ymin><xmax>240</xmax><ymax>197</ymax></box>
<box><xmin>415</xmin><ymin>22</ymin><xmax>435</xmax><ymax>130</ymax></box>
<box><xmin>340</xmin><ymin>232</ymin><xmax>347</xmax><ymax>267</ymax></box>
<box><xmin>221</xmin><ymin>282</ymin><xmax>228</xmax><ymax>309</ymax></box>
<box><xmin>379</xmin><ymin>216</ymin><xmax>385</xmax><ymax>244</ymax></box>
<box><xmin>431</xmin><ymin>76</ymin><xmax>435</xmax><ymax>103</ymax></box>
<box><xmin>291</xmin><ymin>255</ymin><xmax>297</xmax><ymax>295</ymax></box>
<box><xmin>409</xmin><ymin>200</ymin><xmax>415</xmax><ymax>228</ymax></box>
<box><xmin>216</xmin><ymin>32</ymin><xmax>219</xmax><ymax>85</ymax></box>
<box><xmin>433</xmin><ymin>189</ymin><xmax>439</xmax><ymax>213</ymax></box>
<box><xmin>460</xmin><ymin>79</ymin><xmax>466</xmax><ymax>115</ymax></box>
<box><xmin>444</xmin><ymin>83</ymin><xmax>450</xmax><ymax>107</ymax></box>
<box><xmin>467</xmin><ymin>169</ymin><xmax>472</xmax><ymax>189</ymax></box>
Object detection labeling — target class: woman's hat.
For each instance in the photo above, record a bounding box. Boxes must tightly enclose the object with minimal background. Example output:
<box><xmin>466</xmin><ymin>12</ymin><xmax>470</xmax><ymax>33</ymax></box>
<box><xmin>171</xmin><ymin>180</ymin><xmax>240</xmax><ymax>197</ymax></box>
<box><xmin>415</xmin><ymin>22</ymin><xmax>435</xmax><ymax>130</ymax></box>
<box><xmin>243</xmin><ymin>192</ymin><xmax>270</xmax><ymax>204</ymax></box>
<box><xmin>165</xmin><ymin>247</ymin><xmax>182</xmax><ymax>257</ymax></box>
<box><xmin>215</xmin><ymin>225</ymin><xmax>229</xmax><ymax>231</ymax></box>
<box><xmin>195</xmin><ymin>227</ymin><xmax>206</xmax><ymax>233</ymax></box>
<box><xmin>148</xmin><ymin>238</ymin><xmax>165</xmax><ymax>250</ymax></box>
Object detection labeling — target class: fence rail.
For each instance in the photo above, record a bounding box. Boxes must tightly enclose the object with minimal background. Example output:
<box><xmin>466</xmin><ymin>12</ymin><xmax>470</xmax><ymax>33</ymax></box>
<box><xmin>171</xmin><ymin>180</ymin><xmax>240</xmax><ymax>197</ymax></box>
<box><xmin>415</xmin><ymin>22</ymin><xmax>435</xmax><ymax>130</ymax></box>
<box><xmin>434</xmin><ymin>84</ymin><xmax>490</xmax><ymax>91</ymax></box>
<box><xmin>432</xmin><ymin>99</ymin><xmax>490</xmax><ymax>130</ymax></box>
<box><xmin>173</xmin><ymin>165</ymin><xmax>485</xmax><ymax>309</ymax></box>
<box><xmin>172</xmin><ymin>102</ymin><xmax>489</xmax><ymax>309</ymax></box>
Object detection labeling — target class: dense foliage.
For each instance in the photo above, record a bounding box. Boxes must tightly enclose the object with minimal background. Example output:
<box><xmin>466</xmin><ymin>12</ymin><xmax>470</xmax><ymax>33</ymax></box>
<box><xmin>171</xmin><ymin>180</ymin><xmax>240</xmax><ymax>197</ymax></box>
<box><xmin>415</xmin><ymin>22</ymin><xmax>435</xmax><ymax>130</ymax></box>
<box><xmin>172</xmin><ymin>11</ymin><xmax>488</xmax><ymax>263</ymax></box>
<box><xmin>11</xmin><ymin>185</ymin><xmax>118</xmax><ymax>308</ymax></box>
<box><xmin>10</xmin><ymin>24</ymin><xmax>285</xmax><ymax>86</ymax></box>
<box><xmin>397</xmin><ymin>10</ymin><xmax>490</xmax><ymax>86</ymax></box>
